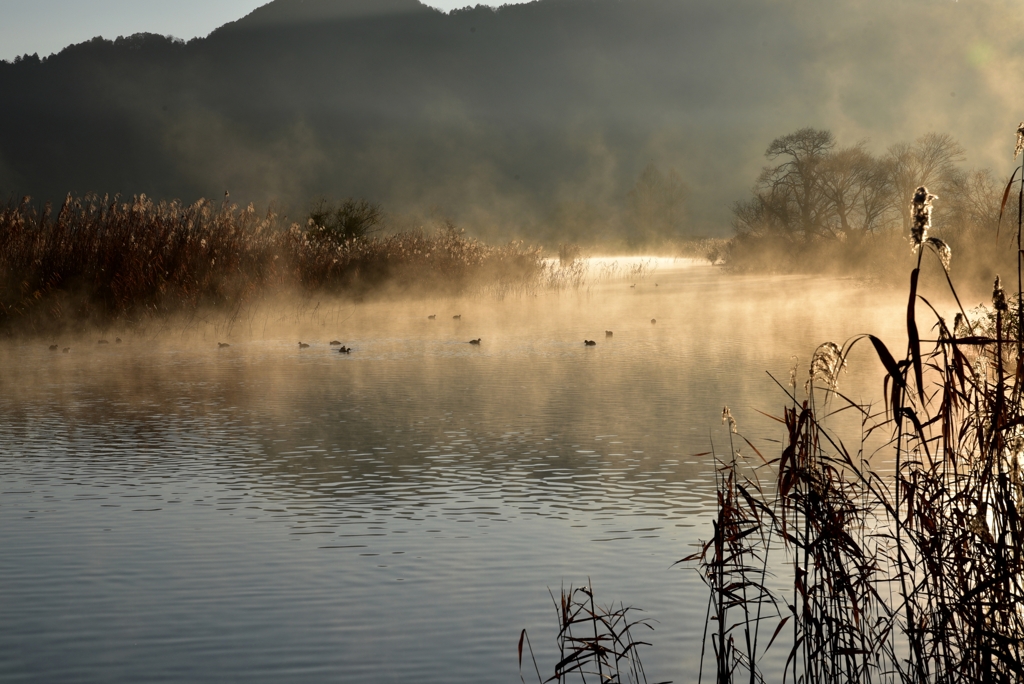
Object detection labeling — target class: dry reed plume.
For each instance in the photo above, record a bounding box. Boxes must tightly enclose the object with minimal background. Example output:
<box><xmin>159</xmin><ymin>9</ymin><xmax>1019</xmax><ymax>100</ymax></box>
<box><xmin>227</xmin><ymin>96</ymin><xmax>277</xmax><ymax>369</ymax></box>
<box><xmin>0</xmin><ymin>193</ymin><xmax>547</xmax><ymax>335</ymax></box>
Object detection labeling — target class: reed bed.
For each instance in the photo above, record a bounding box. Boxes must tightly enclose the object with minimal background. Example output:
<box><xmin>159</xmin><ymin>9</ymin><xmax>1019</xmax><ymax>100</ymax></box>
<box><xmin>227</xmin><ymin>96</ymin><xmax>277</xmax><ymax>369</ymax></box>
<box><xmin>0</xmin><ymin>194</ymin><xmax>547</xmax><ymax>335</ymax></box>
<box><xmin>687</xmin><ymin>171</ymin><xmax>1024</xmax><ymax>682</ymax></box>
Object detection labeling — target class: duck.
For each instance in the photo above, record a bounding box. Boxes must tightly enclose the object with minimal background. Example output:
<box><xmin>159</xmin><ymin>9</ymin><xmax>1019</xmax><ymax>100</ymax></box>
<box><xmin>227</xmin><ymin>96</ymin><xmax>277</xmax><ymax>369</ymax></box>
<box><xmin>62</xmin><ymin>347</ymin><xmax>71</xmax><ymax>353</ymax></box>
<box><xmin>428</xmin><ymin>314</ymin><xmax>436</xmax><ymax>320</ymax></box>
<box><xmin>630</xmin><ymin>283</ymin><xmax>635</xmax><ymax>288</ymax></box>
<box><xmin>48</xmin><ymin>344</ymin><xmax>58</xmax><ymax>351</ymax></box>
<box><xmin>453</xmin><ymin>314</ymin><xmax>462</xmax><ymax>320</ymax></box>
<box><xmin>338</xmin><ymin>346</ymin><xmax>351</xmax><ymax>354</ymax></box>
<box><xmin>115</xmin><ymin>338</ymin><xmax>122</xmax><ymax>344</ymax></box>
<box><xmin>218</xmin><ymin>342</ymin><xmax>230</xmax><ymax>348</ymax></box>
<box><xmin>651</xmin><ymin>319</ymin><xmax>657</xmax><ymax>324</ymax></box>
<box><xmin>330</xmin><ymin>340</ymin><xmax>342</xmax><ymax>346</ymax></box>
<box><xmin>469</xmin><ymin>338</ymin><xmax>481</xmax><ymax>345</ymax></box>
<box><xmin>605</xmin><ymin>330</ymin><xmax>613</xmax><ymax>337</ymax></box>
<box><xmin>299</xmin><ymin>342</ymin><xmax>310</xmax><ymax>349</ymax></box>
<box><xmin>584</xmin><ymin>340</ymin><xmax>596</xmax><ymax>346</ymax></box>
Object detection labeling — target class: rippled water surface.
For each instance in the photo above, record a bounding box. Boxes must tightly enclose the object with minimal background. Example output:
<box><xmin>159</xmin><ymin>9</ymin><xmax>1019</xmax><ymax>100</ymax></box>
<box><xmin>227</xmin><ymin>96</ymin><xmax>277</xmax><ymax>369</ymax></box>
<box><xmin>1</xmin><ymin>260</ymin><xmax>921</xmax><ymax>683</ymax></box>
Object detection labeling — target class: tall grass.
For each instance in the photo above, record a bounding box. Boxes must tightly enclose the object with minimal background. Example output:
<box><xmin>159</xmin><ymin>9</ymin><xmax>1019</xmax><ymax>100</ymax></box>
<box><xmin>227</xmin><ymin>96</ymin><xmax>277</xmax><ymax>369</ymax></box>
<box><xmin>687</xmin><ymin>180</ymin><xmax>1024</xmax><ymax>682</ymax></box>
<box><xmin>519</xmin><ymin>580</ymin><xmax>666</xmax><ymax>684</ymax></box>
<box><xmin>0</xmin><ymin>194</ymin><xmax>546</xmax><ymax>334</ymax></box>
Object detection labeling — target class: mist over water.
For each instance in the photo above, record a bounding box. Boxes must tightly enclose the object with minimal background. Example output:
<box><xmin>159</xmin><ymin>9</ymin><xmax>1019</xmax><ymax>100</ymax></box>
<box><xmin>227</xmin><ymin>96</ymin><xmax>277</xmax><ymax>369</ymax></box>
<box><xmin>0</xmin><ymin>260</ymin><xmax>932</xmax><ymax>683</ymax></box>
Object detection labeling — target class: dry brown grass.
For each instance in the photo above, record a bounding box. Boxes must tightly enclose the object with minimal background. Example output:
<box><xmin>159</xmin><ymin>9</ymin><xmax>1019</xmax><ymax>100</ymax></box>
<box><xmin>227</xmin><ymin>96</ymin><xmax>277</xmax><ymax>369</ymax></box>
<box><xmin>0</xmin><ymin>194</ymin><xmax>545</xmax><ymax>335</ymax></box>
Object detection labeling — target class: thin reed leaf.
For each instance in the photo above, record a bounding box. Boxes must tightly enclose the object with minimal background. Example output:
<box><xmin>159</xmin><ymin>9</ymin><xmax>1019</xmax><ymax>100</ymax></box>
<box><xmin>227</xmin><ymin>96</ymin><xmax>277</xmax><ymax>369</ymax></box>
<box><xmin>997</xmin><ymin>166</ymin><xmax>1020</xmax><ymax>243</ymax></box>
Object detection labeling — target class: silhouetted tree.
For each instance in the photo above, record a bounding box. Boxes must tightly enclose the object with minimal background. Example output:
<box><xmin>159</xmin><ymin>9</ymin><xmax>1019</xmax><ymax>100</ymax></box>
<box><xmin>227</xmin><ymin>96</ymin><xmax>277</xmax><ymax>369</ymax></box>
<box><xmin>731</xmin><ymin>195</ymin><xmax>785</xmax><ymax>237</ymax></box>
<box><xmin>939</xmin><ymin>167</ymin><xmax>1001</xmax><ymax>241</ymax></box>
<box><xmin>749</xmin><ymin>128</ymin><xmax>836</xmax><ymax>240</ymax></box>
<box><xmin>735</xmin><ymin>129</ymin><xmax>972</xmax><ymax>244</ymax></box>
<box><xmin>818</xmin><ymin>144</ymin><xmax>898</xmax><ymax>237</ymax></box>
<box><xmin>307</xmin><ymin>198</ymin><xmax>384</xmax><ymax>243</ymax></box>
<box><xmin>727</xmin><ymin>126</ymin><xmax>1018</xmax><ymax>278</ymax></box>
<box><xmin>884</xmin><ymin>133</ymin><xmax>965</xmax><ymax>233</ymax></box>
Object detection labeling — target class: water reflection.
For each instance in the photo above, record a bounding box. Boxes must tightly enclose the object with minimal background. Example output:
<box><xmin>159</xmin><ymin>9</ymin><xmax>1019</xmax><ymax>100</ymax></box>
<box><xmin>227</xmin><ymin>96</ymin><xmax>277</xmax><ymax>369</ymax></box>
<box><xmin>0</xmin><ymin>261</ymin><xmax>921</xmax><ymax>683</ymax></box>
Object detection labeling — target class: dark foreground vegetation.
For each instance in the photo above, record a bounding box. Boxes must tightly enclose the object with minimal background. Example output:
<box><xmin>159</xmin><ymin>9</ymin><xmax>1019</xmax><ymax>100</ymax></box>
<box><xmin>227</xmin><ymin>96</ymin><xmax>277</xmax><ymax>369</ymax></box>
<box><xmin>724</xmin><ymin>127</ymin><xmax>1018</xmax><ymax>286</ymax></box>
<box><xmin>523</xmin><ymin>125</ymin><xmax>1024</xmax><ymax>683</ymax></box>
<box><xmin>0</xmin><ymin>193</ymin><xmax>543</xmax><ymax>335</ymax></box>
<box><xmin>683</xmin><ymin>175</ymin><xmax>1024</xmax><ymax>683</ymax></box>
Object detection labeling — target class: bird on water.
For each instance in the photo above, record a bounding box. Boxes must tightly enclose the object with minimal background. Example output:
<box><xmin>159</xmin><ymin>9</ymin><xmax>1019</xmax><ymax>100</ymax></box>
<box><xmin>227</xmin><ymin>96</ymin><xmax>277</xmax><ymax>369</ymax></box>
<box><xmin>584</xmin><ymin>340</ymin><xmax>596</xmax><ymax>346</ymax></box>
<box><xmin>469</xmin><ymin>339</ymin><xmax>481</xmax><ymax>345</ymax></box>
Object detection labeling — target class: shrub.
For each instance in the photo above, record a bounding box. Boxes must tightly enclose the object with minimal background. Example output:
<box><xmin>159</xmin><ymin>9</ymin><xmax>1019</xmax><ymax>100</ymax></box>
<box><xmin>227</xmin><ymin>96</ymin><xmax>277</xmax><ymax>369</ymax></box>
<box><xmin>306</xmin><ymin>198</ymin><xmax>384</xmax><ymax>244</ymax></box>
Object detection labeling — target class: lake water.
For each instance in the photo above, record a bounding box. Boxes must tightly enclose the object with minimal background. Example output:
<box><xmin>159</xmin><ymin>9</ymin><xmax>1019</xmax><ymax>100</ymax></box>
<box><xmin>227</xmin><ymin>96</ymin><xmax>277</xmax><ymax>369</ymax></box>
<box><xmin>0</xmin><ymin>259</ymin><xmax>925</xmax><ymax>683</ymax></box>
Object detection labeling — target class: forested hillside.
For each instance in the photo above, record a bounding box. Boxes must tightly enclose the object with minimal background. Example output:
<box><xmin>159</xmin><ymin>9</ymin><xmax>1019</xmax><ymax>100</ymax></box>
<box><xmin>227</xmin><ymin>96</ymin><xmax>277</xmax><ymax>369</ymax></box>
<box><xmin>1</xmin><ymin>0</ymin><xmax>1020</xmax><ymax>244</ymax></box>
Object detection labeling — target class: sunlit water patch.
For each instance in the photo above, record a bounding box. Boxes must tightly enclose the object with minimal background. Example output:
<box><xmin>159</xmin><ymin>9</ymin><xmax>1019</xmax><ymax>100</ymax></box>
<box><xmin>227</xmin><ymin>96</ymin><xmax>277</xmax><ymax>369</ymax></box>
<box><xmin>0</xmin><ymin>260</ymin><xmax>928</xmax><ymax>683</ymax></box>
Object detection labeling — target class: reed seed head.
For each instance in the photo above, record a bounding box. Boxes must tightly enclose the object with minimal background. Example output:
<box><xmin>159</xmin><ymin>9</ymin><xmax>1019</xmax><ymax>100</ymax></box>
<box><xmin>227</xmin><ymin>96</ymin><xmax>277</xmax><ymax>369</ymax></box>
<box><xmin>926</xmin><ymin>236</ymin><xmax>952</xmax><ymax>270</ymax></box>
<box><xmin>721</xmin><ymin>405</ymin><xmax>737</xmax><ymax>433</ymax></box>
<box><xmin>994</xmin><ymin>275</ymin><xmax>1008</xmax><ymax>312</ymax></box>
<box><xmin>910</xmin><ymin>186</ymin><xmax>937</xmax><ymax>249</ymax></box>
<box><xmin>807</xmin><ymin>341</ymin><xmax>846</xmax><ymax>393</ymax></box>
<box><xmin>1016</xmin><ymin>121</ymin><xmax>1024</xmax><ymax>160</ymax></box>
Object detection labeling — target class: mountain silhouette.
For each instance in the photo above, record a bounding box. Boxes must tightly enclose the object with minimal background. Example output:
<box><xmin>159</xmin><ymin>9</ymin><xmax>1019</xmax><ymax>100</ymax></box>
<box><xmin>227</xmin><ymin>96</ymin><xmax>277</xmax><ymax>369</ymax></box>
<box><xmin>0</xmin><ymin>0</ymin><xmax>1018</xmax><ymax>242</ymax></box>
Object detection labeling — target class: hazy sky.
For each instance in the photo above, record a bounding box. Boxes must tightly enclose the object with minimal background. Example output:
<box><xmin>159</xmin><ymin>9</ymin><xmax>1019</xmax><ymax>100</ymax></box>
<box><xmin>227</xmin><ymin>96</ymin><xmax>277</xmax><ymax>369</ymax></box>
<box><xmin>0</xmin><ymin>0</ymin><xmax>526</xmax><ymax>62</ymax></box>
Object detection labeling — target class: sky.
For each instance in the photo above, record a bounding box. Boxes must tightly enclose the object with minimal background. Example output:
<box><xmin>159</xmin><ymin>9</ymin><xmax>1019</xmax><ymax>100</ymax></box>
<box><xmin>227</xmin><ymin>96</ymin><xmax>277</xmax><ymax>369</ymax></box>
<box><xmin>0</xmin><ymin>0</ymin><xmax>526</xmax><ymax>62</ymax></box>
